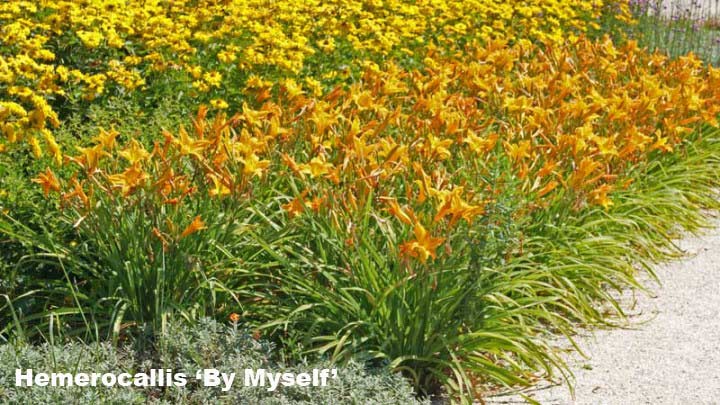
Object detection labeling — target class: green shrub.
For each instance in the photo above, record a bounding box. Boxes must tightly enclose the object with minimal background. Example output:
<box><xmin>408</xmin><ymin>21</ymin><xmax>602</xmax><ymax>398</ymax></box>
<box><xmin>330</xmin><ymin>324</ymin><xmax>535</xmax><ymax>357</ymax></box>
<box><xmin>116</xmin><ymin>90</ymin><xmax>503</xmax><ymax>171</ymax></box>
<box><xmin>0</xmin><ymin>318</ymin><xmax>425</xmax><ymax>404</ymax></box>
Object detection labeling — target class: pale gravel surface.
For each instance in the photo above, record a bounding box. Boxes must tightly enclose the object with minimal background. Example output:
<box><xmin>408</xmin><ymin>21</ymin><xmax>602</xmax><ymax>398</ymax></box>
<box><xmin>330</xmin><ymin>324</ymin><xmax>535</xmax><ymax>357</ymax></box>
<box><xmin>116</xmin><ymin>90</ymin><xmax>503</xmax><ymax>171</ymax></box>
<box><xmin>487</xmin><ymin>216</ymin><xmax>720</xmax><ymax>405</ymax></box>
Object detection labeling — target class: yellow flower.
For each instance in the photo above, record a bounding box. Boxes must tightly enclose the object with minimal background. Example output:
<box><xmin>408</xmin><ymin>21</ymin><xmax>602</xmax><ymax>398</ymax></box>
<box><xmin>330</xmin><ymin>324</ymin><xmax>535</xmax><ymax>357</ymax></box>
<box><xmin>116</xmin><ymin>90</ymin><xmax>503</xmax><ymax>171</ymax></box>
<box><xmin>210</xmin><ymin>98</ymin><xmax>229</xmax><ymax>109</ymax></box>
<box><xmin>281</xmin><ymin>79</ymin><xmax>304</xmax><ymax>99</ymax></box>
<box><xmin>29</xmin><ymin>136</ymin><xmax>42</xmax><ymax>158</ymax></box>
<box><xmin>76</xmin><ymin>30</ymin><xmax>103</xmax><ymax>48</ymax></box>
<box><xmin>42</xmin><ymin>130</ymin><xmax>62</xmax><ymax>165</ymax></box>
<box><xmin>299</xmin><ymin>156</ymin><xmax>334</xmax><ymax>178</ymax></box>
<box><xmin>241</xmin><ymin>153</ymin><xmax>270</xmax><ymax>178</ymax></box>
<box><xmin>203</xmin><ymin>71</ymin><xmax>222</xmax><ymax>88</ymax></box>
<box><xmin>504</xmin><ymin>140</ymin><xmax>531</xmax><ymax>162</ymax></box>
<box><xmin>217</xmin><ymin>50</ymin><xmax>237</xmax><ymax>64</ymax></box>
<box><xmin>119</xmin><ymin>139</ymin><xmax>150</xmax><ymax>163</ymax></box>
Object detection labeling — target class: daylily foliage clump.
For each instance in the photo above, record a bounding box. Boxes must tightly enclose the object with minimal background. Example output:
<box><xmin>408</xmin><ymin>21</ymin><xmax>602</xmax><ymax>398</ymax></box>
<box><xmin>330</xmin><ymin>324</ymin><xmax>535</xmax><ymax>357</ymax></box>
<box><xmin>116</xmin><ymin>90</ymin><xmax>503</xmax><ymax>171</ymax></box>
<box><xmin>47</xmin><ymin>38</ymin><xmax>720</xmax><ymax>263</ymax></box>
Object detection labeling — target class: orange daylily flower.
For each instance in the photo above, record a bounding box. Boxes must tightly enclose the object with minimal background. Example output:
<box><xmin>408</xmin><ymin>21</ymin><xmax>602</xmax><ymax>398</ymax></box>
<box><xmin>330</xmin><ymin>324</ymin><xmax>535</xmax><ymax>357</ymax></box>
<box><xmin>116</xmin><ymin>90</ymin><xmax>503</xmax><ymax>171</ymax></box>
<box><xmin>465</xmin><ymin>131</ymin><xmax>498</xmax><ymax>155</ymax></box>
<box><xmin>433</xmin><ymin>187</ymin><xmax>485</xmax><ymax>225</ymax></box>
<box><xmin>180</xmin><ymin>215</ymin><xmax>207</xmax><ymax>239</ymax></box>
<box><xmin>282</xmin><ymin>197</ymin><xmax>305</xmax><ymax>218</ymax></box>
<box><xmin>385</xmin><ymin>198</ymin><xmax>414</xmax><ymax>225</ymax></box>
<box><xmin>32</xmin><ymin>167</ymin><xmax>61</xmax><ymax>196</ymax></box>
<box><xmin>241</xmin><ymin>153</ymin><xmax>270</xmax><ymax>178</ymax></box>
<box><xmin>175</xmin><ymin>127</ymin><xmax>210</xmax><ymax>158</ymax></box>
<box><xmin>589</xmin><ymin>183</ymin><xmax>614</xmax><ymax>209</ymax></box>
<box><xmin>107</xmin><ymin>163</ymin><xmax>148</xmax><ymax>195</ymax></box>
<box><xmin>282</xmin><ymin>190</ymin><xmax>310</xmax><ymax>218</ymax></box>
<box><xmin>92</xmin><ymin>128</ymin><xmax>119</xmax><ymax>149</ymax></box>
<box><xmin>152</xmin><ymin>227</ymin><xmax>169</xmax><ymax>250</ymax></box>
<box><xmin>651</xmin><ymin>130</ymin><xmax>673</xmax><ymax>153</ymax></box>
<box><xmin>62</xmin><ymin>178</ymin><xmax>90</xmax><ymax>209</ymax></box>
<box><xmin>73</xmin><ymin>144</ymin><xmax>109</xmax><ymax>171</ymax></box>
<box><xmin>569</xmin><ymin>157</ymin><xmax>603</xmax><ymax>189</ymax></box>
<box><xmin>208</xmin><ymin>174</ymin><xmax>231</xmax><ymax>197</ymax></box>
<box><xmin>399</xmin><ymin>223</ymin><xmax>445</xmax><ymax>263</ymax></box>
<box><xmin>504</xmin><ymin>140</ymin><xmax>531</xmax><ymax>162</ymax></box>
<box><xmin>309</xmin><ymin>196</ymin><xmax>325</xmax><ymax>212</ymax></box>
<box><xmin>537</xmin><ymin>180</ymin><xmax>559</xmax><ymax>198</ymax></box>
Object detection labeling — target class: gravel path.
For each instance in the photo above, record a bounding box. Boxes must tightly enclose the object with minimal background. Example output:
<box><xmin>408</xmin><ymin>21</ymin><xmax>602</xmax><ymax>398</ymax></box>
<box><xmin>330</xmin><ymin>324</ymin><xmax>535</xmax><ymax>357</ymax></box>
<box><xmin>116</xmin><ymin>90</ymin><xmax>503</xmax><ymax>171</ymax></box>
<box><xmin>487</xmin><ymin>216</ymin><xmax>720</xmax><ymax>404</ymax></box>
<box><xmin>655</xmin><ymin>0</ymin><xmax>720</xmax><ymax>18</ymax></box>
